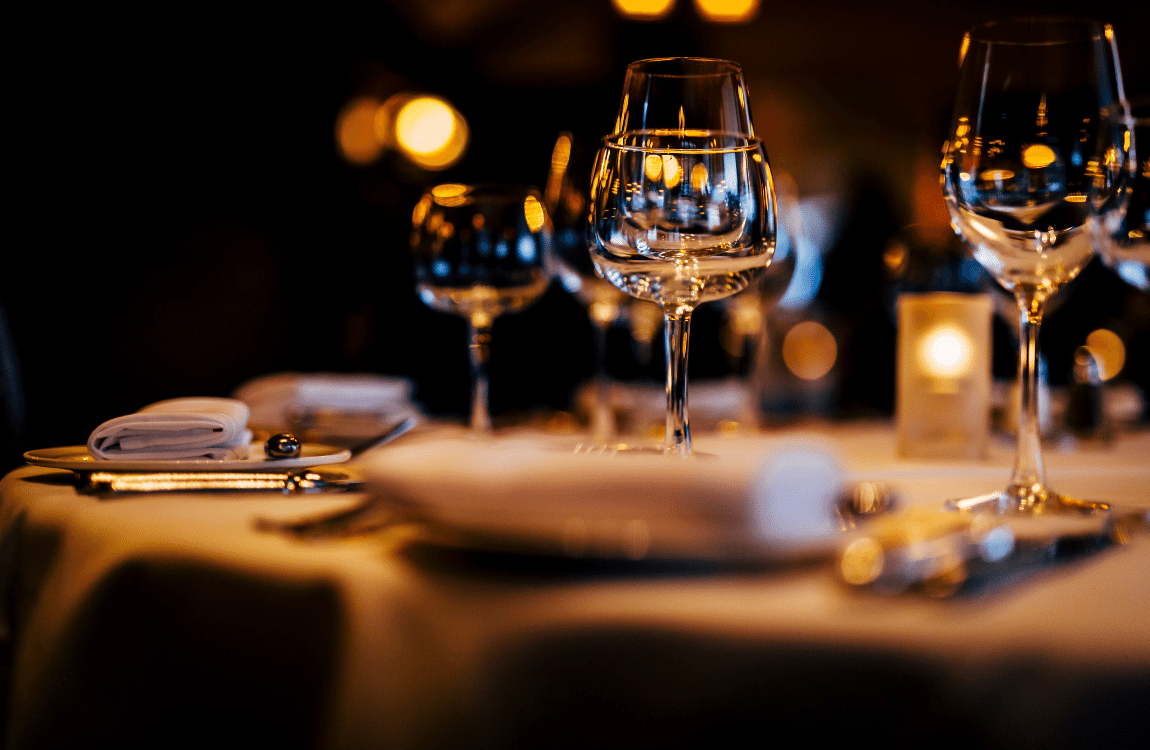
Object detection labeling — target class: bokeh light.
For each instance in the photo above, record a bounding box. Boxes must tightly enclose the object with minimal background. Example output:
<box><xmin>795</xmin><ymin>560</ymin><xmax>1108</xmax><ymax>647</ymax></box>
<box><xmin>1084</xmin><ymin>328</ymin><xmax>1126</xmax><ymax>381</ymax></box>
<box><xmin>336</xmin><ymin>96</ymin><xmax>385</xmax><ymax>165</ymax></box>
<box><xmin>782</xmin><ymin>321</ymin><xmax>837</xmax><ymax>380</ymax></box>
<box><xmin>394</xmin><ymin>96</ymin><xmax>469</xmax><ymax>170</ymax></box>
<box><xmin>612</xmin><ymin>0</ymin><xmax>675</xmax><ymax>20</ymax></box>
<box><xmin>338</xmin><ymin>92</ymin><xmax>469</xmax><ymax>170</ymax></box>
<box><xmin>694</xmin><ymin>0</ymin><xmax>759</xmax><ymax>23</ymax></box>
<box><xmin>918</xmin><ymin>324</ymin><xmax>974</xmax><ymax>380</ymax></box>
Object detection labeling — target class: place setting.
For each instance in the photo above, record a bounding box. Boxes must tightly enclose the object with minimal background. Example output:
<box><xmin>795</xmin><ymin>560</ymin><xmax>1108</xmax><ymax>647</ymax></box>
<box><xmin>21</xmin><ymin>395</ymin><xmax>420</xmax><ymax>496</ymax></box>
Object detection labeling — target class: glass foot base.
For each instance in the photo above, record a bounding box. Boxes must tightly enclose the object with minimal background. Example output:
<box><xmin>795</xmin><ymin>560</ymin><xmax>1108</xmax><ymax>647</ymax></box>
<box><xmin>570</xmin><ymin>442</ymin><xmax>717</xmax><ymax>459</ymax></box>
<box><xmin>946</xmin><ymin>485</ymin><xmax>1119</xmax><ymax>550</ymax></box>
<box><xmin>572</xmin><ymin>442</ymin><xmax>666</xmax><ymax>456</ymax></box>
<box><xmin>946</xmin><ymin>486</ymin><xmax>1109</xmax><ymax>516</ymax></box>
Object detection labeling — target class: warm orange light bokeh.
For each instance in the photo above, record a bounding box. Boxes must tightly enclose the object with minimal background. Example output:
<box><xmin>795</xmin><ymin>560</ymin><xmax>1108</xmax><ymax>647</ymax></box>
<box><xmin>1085</xmin><ymin>328</ymin><xmax>1125</xmax><ymax>381</ymax></box>
<box><xmin>394</xmin><ymin>96</ymin><xmax>469</xmax><ymax>170</ymax></box>
<box><xmin>782</xmin><ymin>321</ymin><xmax>837</xmax><ymax>380</ymax></box>
<box><xmin>336</xmin><ymin>96</ymin><xmax>385</xmax><ymax>165</ymax></box>
<box><xmin>338</xmin><ymin>92</ymin><xmax>469</xmax><ymax>170</ymax></box>
<box><xmin>612</xmin><ymin>0</ymin><xmax>675</xmax><ymax>21</ymax></box>
<box><xmin>694</xmin><ymin>0</ymin><xmax>759</xmax><ymax>23</ymax></box>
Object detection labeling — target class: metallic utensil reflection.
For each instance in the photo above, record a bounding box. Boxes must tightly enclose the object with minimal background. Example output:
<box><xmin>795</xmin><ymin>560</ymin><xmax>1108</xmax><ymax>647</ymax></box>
<box><xmin>838</xmin><ymin>504</ymin><xmax>1149</xmax><ymax>598</ymax></box>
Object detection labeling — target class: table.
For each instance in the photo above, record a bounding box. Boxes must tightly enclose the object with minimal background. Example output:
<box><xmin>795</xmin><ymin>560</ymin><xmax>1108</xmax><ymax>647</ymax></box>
<box><xmin>2</xmin><ymin>423</ymin><xmax>1148</xmax><ymax>749</ymax></box>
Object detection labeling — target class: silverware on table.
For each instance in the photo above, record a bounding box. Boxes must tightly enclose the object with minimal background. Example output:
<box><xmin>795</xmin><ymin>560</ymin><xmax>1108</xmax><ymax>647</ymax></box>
<box><xmin>79</xmin><ymin>468</ymin><xmax>359</xmax><ymax>495</ymax></box>
<box><xmin>837</xmin><ymin>503</ymin><xmax>1149</xmax><ymax>598</ymax></box>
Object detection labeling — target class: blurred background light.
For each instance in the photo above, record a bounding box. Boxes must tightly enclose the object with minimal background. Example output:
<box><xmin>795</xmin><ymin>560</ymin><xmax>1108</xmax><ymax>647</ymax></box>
<box><xmin>393</xmin><ymin>95</ymin><xmax>469</xmax><ymax>170</ymax></box>
<box><xmin>1085</xmin><ymin>328</ymin><xmax>1125</xmax><ymax>381</ymax></box>
<box><xmin>336</xmin><ymin>96</ymin><xmax>385</xmax><ymax>165</ymax></box>
<box><xmin>918</xmin><ymin>324</ymin><xmax>974</xmax><ymax>379</ymax></box>
<box><xmin>782</xmin><ymin>320</ymin><xmax>837</xmax><ymax>380</ymax></box>
<box><xmin>694</xmin><ymin>0</ymin><xmax>759</xmax><ymax>23</ymax></box>
<box><xmin>612</xmin><ymin>0</ymin><xmax>675</xmax><ymax>20</ymax></box>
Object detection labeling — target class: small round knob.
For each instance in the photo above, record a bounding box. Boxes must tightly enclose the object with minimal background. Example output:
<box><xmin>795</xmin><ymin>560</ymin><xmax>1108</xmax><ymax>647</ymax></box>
<box><xmin>265</xmin><ymin>432</ymin><xmax>302</xmax><ymax>459</ymax></box>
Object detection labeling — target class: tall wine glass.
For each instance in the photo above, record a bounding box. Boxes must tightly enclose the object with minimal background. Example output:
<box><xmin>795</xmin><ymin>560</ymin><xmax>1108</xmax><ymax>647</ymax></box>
<box><xmin>1097</xmin><ymin>97</ymin><xmax>1148</xmax><ymax>290</ymax></box>
<box><xmin>545</xmin><ymin>131</ymin><xmax>630</xmax><ymax>441</ymax></box>
<box><xmin>941</xmin><ymin>18</ymin><xmax>1134</xmax><ymax>514</ymax></box>
<box><xmin>591</xmin><ymin>58</ymin><xmax>776</xmax><ymax>456</ymax></box>
<box><xmin>410</xmin><ymin>184</ymin><xmax>552</xmax><ymax>433</ymax></box>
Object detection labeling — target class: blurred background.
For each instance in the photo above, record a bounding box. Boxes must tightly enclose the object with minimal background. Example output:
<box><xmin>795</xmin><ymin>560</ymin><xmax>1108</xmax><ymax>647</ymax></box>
<box><xmin>4</xmin><ymin>0</ymin><xmax>1149</xmax><ymax>466</ymax></box>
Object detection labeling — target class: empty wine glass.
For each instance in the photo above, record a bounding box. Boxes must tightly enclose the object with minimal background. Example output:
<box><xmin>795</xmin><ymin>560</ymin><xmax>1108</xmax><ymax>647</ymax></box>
<box><xmin>941</xmin><ymin>18</ymin><xmax>1135</xmax><ymax>514</ymax></box>
<box><xmin>1096</xmin><ymin>96</ymin><xmax>1147</xmax><ymax>290</ymax></box>
<box><xmin>410</xmin><ymin>184</ymin><xmax>552</xmax><ymax>432</ymax></box>
<box><xmin>591</xmin><ymin>58</ymin><xmax>776</xmax><ymax>456</ymax></box>
<box><xmin>545</xmin><ymin>131</ymin><xmax>630</xmax><ymax>441</ymax></box>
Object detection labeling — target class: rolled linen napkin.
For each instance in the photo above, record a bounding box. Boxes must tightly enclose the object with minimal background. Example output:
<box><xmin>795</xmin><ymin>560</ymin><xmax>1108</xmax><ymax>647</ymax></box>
<box><xmin>87</xmin><ymin>397</ymin><xmax>253</xmax><ymax>460</ymax></box>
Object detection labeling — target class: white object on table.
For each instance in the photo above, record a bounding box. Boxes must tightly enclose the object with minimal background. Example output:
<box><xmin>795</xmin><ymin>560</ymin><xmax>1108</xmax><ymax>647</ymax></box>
<box><xmin>87</xmin><ymin>397</ymin><xmax>252</xmax><ymax>460</ymax></box>
<box><xmin>233</xmin><ymin>372</ymin><xmax>419</xmax><ymax>433</ymax></box>
<box><xmin>359</xmin><ymin>431</ymin><xmax>848</xmax><ymax>562</ymax></box>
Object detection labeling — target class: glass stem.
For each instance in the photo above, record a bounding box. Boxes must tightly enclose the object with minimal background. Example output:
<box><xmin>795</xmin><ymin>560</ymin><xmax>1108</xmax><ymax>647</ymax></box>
<box><xmin>1010</xmin><ymin>299</ymin><xmax>1045</xmax><ymax>507</ymax></box>
<box><xmin>664</xmin><ymin>308</ymin><xmax>693</xmax><ymax>456</ymax></box>
<box><xmin>468</xmin><ymin>316</ymin><xmax>493</xmax><ymax>433</ymax></box>
<box><xmin>590</xmin><ymin>318</ymin><xmax>614</xmax><ymax>443</ymax></box>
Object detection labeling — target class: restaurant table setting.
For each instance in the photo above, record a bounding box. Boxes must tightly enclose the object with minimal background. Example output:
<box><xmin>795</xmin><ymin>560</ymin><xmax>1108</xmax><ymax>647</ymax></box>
<box><xmin>2</xmin><ymin>417</ymin><xmax>1148</xmax><ymax>749</ymax></box>
<box><xmin>3</xmin><ymin>23</ymin><xmax>1149</xmax><ymax>750</ymax></box>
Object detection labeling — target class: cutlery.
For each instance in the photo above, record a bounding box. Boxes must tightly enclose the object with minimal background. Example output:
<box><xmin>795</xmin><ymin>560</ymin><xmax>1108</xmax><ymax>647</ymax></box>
<box><xmin>838</xmin><ymin>504</ymin><xmax>1149</xmax><ymax>598</ymax></box>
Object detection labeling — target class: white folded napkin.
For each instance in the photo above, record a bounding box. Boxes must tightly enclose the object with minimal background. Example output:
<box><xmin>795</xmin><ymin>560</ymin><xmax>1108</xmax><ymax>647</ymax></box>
<box><xmin>87</xmin><ymin>397</ymin><xmax>253</xmax><ymax>460</ymax></box>
<box><xmin>233</xmin><ymin>372</ymin><xmax>418</xmax><ymax>431</ymax></box>
<box><xmin>361</xmin><ymin>431</ymin><xmax>847</xmax><ymax>561</ymax></box>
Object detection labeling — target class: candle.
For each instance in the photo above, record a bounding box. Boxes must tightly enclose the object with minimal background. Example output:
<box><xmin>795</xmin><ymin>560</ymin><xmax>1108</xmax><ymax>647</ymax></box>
<box><xmin>896</xmin><ymin>292</ymin><xmax>992</xmax><ymax>460</ymax></box>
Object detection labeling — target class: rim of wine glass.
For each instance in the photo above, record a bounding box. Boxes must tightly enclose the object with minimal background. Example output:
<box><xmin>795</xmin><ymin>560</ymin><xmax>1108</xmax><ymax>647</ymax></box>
<box><xmin>625</xmin><ymin>57</ymin><xmax>745</xmax><ymax>78</ymax></box>
<box><xmin>964</xmin><ymin>16</ymin><xmax>1112</xmax><ymax>45</ymax></box>
<box><xmin>600</xmin><ymin>131</ymin><xmax>764</xmax><ymax>154</ymax></box>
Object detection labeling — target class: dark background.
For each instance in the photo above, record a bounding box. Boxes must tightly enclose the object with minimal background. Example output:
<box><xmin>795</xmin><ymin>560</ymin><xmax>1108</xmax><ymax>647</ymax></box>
<box><xmin>4</xmin><ymin>0</ymin><xmax>1149</xmax><ymax>468</ymax></box>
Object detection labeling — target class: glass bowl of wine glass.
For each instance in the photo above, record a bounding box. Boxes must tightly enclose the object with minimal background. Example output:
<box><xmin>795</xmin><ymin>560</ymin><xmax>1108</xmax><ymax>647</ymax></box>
<box><xmin>410</xmin><ymin>183</ymin><xmax>553</xmax><ymax>433</ymax></box>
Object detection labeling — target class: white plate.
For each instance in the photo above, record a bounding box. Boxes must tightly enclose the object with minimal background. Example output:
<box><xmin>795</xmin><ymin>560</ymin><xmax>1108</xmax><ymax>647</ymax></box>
<box><xmin>23</xmin><ymin>443</ymin><xmax>352</xmax><ymax>472</ymax></box>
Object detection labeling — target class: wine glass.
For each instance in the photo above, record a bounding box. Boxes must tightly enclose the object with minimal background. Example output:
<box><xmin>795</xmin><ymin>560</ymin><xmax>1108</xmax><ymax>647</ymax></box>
<box><xmin>410</xmin><ymin>184</ymin><xmax>552</xmax><ymax>433</ymax></box>
<box><xmin>940</xmin><ymin>18</ymin><xmax>1135</xmax><ymax>514</ymax></box>
<box><xmin>591</xmin><ymin>58</ymin><xmax>776</xmax><ymax>456</ymax></box>
<box><xmin>1096</xmin><ymin>97</ymin><xmax>1148</xmax><ymax>290</ymax></box>
<box><xmin>545</xmin><ymin>131</ymin><xmax>630</xmax><ymax>441</ymax></box>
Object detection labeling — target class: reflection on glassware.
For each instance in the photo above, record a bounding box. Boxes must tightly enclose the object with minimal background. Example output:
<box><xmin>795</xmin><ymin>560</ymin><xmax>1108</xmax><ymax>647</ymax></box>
<box><xmin>720</xmin><ymin>173</ymin><xmax>799</xmax><ymax>421</ymax></box>
<box><xmin>1097</xmin><ymin>97</ymin><xmax>1148</xmax><ymax>290</ymax></box>
<box><xmin>546</xmin><ymin>131</ymin><xmax>630</xmax><ymax>441</ymax></box>
<box><xmin>592</xmin><ymin>58</ymin><xmax>776</xmax><ymax>456</ymax></box>
<box><xmin>940</xmin><ymin>18</ymin><xmax>1134</xmax><ymax>515</ymax></box>
<box><xmin>411</xmin><ymin>184</ymin><xmax>552</xmax><ymax>432</ymax></box>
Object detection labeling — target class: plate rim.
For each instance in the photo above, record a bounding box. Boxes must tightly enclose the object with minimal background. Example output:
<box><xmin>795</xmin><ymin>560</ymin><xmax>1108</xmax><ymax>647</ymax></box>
<box><xmin>23</xmin><ymin>443</ymin><xmax>352</xmax><ymax>472</ymax></box>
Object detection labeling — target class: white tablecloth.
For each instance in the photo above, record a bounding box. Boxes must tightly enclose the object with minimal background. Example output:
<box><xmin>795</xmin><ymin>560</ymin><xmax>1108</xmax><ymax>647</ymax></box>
<box><xmin>2</xmin><ymin>423</ymin><xmax>1148</xmax><ymax>749</ymax></box>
